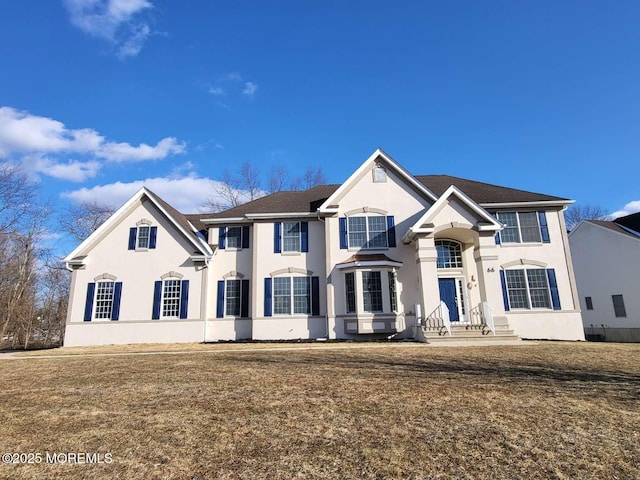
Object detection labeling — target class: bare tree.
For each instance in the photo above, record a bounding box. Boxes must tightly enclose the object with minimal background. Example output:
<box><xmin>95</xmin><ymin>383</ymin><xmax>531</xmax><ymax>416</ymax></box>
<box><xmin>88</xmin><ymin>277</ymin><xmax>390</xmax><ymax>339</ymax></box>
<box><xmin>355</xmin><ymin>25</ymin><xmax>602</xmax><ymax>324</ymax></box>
<box><xmin>203</xmin><ymin>161</ymin><xmax>328</xmax><ymax>212</ymax></box>
<box><xmin>0</xmin><ymin>162</ymin><xmax>36</xmax><ymax>234</ymax></box>
<box><xmin>0</xmin><ymin>162</ymin><xmax>71</xmax><ymax>349</ymax></box>
<box><xmin>565</xmin><ymin>204</ymin><xmax>610</xmax><ymax>231</ymax></box>
<box><xmin>203</xmin><ymin>161</ymin><xmax>263</xmax><ymax>212</ymax></box>
<box><xmin>267</xmin><ymin>165</ymin><xmax>290</xmax><ymax>194</ymax></box>
<box><xmin>35</xmin><ymin>260</ymin><xmax>70</xmax><ymax>347</ymax></box>
<box><xmin>58</xmin><ymin>200</ymin><xmax>116</xmax><ymax>241</ymax></box>
<box><xmin>0</xmin><ymin>226</ymin><xmax>40</xmax><ymax>348</ymax></box>
<box><xmin>298</xmin><ymin>165</ymin><xmax>327</xmax><ymax>190</ymax></box>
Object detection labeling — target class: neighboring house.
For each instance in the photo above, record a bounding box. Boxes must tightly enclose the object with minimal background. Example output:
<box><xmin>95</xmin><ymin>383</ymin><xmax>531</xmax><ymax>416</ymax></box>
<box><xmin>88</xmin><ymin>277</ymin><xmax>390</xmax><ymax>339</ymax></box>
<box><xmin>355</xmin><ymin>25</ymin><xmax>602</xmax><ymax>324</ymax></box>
<box><xmin>569</xmin><ymin>212</ymin><xmax>640</xmax><ymax>342</ymax></box>
<box><xmin>63</xmin><ymin>149</ymin><xmax>585</xmax><ymax>346</ymax></box>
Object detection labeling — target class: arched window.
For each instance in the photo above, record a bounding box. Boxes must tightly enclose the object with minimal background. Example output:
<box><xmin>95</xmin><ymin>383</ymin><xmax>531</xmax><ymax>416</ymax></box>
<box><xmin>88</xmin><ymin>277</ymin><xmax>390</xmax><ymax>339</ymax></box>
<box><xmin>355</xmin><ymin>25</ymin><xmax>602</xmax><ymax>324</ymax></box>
<box><xmin>436</xmin><ymin>240</ymin><xmax>463</xmax><ymax>269</ymax></box>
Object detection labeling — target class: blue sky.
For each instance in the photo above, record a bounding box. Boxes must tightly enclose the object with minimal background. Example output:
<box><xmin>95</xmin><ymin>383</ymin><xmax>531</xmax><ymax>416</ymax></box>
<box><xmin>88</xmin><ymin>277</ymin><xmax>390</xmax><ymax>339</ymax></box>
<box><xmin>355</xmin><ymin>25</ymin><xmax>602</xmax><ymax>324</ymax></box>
<box><xmin>1</xmin><ymin>0</ymin><xmax>639</xmax><ymax>227</ymax></box>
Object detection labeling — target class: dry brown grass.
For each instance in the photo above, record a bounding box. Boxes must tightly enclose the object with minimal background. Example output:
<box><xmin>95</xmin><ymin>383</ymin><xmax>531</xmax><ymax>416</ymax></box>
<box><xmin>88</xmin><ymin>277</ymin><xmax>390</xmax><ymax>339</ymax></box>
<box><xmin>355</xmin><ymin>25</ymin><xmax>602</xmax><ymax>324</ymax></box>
<box><xmin>1</xmin><ymin>342</ymin><xmax>639</xmax><ymax>479</ymax></box>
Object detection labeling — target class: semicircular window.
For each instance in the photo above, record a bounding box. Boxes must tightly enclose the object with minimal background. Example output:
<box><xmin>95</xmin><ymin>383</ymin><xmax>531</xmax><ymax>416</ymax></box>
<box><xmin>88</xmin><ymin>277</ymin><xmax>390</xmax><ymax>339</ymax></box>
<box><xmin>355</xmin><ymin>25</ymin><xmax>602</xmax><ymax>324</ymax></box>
<box><xmin>436</xmin><ymin>240</ymin><xmax>463</xmax><ymax>269</ymax></box>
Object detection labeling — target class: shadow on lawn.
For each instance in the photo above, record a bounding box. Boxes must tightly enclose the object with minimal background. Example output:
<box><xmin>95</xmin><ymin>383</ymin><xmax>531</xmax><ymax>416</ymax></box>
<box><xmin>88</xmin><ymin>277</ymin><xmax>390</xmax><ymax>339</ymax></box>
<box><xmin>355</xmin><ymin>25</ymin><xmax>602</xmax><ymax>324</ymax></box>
<box><xmin>227</xmin><ymin>351</ymin><xmax>640</xmax><ymax>403</ymax></box>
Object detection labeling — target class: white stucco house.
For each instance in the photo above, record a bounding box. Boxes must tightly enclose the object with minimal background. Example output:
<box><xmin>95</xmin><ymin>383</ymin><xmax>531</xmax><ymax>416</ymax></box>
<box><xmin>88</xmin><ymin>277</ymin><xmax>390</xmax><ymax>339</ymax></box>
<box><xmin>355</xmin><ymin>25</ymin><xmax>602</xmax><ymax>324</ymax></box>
<box><xmin>569</xmin><ymin>212</ymin><xmax>640</xmax><ymax>342</ymax></box>
<box><xmin>63</xmin><ymin>149</ymin><xmax>585</xmax><ymax>346</ymax></box>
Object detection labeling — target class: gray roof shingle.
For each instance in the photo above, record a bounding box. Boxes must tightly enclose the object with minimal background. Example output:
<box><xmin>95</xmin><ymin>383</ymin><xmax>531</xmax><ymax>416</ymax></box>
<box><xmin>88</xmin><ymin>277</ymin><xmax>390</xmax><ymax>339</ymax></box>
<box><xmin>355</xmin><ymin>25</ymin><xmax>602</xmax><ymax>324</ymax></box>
<box><xmin>416</xmin><ymin>175</ymin><xmax>569</xmax><ymax>204</ymax></box>
<box><xmin>202</xmin><ymin>175</ymin><xmax>569</xmax><ymax>219</ymax></box>
<box><xmin>587</xmin><ymin>220</ymin><xmax>640</xmax><ymax>238</ymax></box>
<box><xmin>614</xmin><ymin>211</ymin><xmax>640</xmax><ymax>234</ymax></box>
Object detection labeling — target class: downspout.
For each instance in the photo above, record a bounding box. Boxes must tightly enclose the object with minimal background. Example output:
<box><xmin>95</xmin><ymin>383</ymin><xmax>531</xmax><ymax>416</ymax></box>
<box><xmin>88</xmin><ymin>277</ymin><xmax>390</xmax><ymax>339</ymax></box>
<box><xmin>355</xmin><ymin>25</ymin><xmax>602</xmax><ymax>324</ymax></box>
<box><xmin>202</xmin><ymin>251</ymin><xmax>213</xmax><ymax>343</ymax></box>
<box><xmin>317</xmin><ymin>210</ymin><xmax>330</xmax><ymax>339</ymax></box>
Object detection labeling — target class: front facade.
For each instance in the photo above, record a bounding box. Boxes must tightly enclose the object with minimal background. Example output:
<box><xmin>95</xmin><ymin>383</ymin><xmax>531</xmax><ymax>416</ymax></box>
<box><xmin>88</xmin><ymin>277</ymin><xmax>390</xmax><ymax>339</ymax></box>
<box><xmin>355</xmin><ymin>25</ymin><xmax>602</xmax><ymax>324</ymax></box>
<box><xmin>64</xmin><ymin>149</ymin><xmax>585</xmax><ymax>346</ymax></box>
<box><xmin>569</xmin><ymin>213</ymin><xmax>640</xmax><ymax>342</ymax></box>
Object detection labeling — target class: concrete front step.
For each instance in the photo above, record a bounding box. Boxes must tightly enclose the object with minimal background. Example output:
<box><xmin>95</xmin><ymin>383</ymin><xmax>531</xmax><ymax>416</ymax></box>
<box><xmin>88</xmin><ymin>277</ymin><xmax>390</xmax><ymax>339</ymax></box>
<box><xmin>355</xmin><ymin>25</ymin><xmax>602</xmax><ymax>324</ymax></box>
<box><xmin>425</xmin><ymin>333</ymin><xmax>520</xmax><ymax>341</ymax></box>
<box><xmin>422</xmin><ymin>325</ymin><xmax>521</xmax><ymax>344</ymax></box>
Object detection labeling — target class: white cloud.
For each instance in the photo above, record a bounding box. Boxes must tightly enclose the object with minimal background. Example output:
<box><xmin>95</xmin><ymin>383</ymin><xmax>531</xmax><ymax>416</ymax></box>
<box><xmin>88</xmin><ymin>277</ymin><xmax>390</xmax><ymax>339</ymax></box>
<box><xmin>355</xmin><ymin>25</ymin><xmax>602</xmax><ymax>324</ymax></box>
<box><xmin>242</xmin><ymin>82</ymin><xmax>257</xmax><ymax>97</ymax></box>
<box><xmin>207</xmin><ymin>74</ymin><xmax>258</xmax><ymax>101</ymax></box>
<box><xmin>62</xmin><ymin>175</ymin><xmax>217</xmax><ymax>212</ymax></box>
<box><xmin>0</xmin><ymin>106</ymin><xmax>186</xmax><ymax>180</ymax></box>
<box><xmin>62</xmin><ymin>0</ymin><xmax>153</xmax><ymax>58</ymax></box>
<box><xmin>22</xmin><ymin>154</ymin><xmax>101</xmax><ymax>182</ymax></box>
<box><xmin>98</xmin><ymin>136</ymin><xmax>185</xmax><ymax>162</ymax></box>
<box><xmin>611</xmin><ymin>200</ymin><xmax>640</xmax><ymax>219</ymax></box>
<box><xmin>117</xmin><ymin>23</ymin><xmax>150</xmax><ymax>59</ymax></box>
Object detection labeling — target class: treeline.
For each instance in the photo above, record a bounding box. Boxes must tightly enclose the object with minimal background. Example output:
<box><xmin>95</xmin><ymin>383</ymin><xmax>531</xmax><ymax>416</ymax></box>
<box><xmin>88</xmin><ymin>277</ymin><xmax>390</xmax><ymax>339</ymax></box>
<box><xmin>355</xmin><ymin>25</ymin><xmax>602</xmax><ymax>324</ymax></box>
<box><xmin>0</xmin><ymin>163</ymin><xmax>69</xmax><ymax>349</ymax></box>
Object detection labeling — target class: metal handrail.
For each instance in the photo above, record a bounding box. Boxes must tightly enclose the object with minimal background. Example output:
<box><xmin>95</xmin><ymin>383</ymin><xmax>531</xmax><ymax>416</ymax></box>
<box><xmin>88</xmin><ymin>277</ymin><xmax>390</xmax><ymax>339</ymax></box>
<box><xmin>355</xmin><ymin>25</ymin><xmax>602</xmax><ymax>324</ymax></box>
<box><xmin>424</xmin><ymin>301</ymin><xmax>451</xmax><ymax>336</ymax></box>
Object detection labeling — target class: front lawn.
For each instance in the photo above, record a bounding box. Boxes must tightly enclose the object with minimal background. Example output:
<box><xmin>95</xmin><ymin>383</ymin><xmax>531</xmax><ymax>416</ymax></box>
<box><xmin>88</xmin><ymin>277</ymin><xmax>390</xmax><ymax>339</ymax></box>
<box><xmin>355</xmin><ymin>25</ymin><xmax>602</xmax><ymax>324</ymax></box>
<box><xmin>1</xmin><ymin>342</ymin><xmax>638</xmax><ymax>479</ymax></box>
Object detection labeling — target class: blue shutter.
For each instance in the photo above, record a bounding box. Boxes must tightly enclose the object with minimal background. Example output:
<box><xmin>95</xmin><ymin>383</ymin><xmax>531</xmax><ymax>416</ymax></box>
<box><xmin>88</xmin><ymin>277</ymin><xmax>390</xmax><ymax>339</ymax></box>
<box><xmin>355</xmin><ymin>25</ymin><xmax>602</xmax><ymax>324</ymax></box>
<box><xmin>111</xmin><ymin>282</ymin><xmax>122</xmax><ymax>321</ymax></box>
<box><xmin>128</xmin><ymin>228</ymin><xmax>137</xmax><ymax>250</ymax></box>
<box><xmin>242</xmin><ymin>225</ymin><xmax>250</xmax><ymax>249</ymax></box>
<box><xmin>241</xmin><ymin>279</ymin><xmax>250</xmax><ymax>318</ymax></box>
<box><xmin>339</xmin><ymin>217</ymin><xmax>348</xmax><ymax>249</ymax></box>
<box><xmin>538</xmin><ymin>211</ymin><xmax>550</xmax><ymax>243</ymax></box>
<box><xmin>216</xmin><ymin>280</ymin><xmax>225</xmax><ymax>318</ymax></box>
<box><xmin>179</xmin><ymin>280</ymin><xmax>189</xmax><ymax>319</ymax></box>
<box><xmin>218</xmin><ymin>227</ymin><xmax>226</xmax><ymax>250</ymax></box>
<box><xmin>301</xmin><ymin>222</ymin><xmax>309</xmax><ymax>252</ymax></box>
<box><xmin>311</xmin><ymin>276</ymin><xmax>320</xmax><ymax>316</ymax></box>
<box><xmin>274</xmin><ymin>222</ymin><xmax>281</xmax><ymax>253</ymax></box>
<box><xmin>386</xmin><ymin>216</ymin><xmax>396</xmax><ymax>248</ymax></box>
<box><xmin>547</xmin><ymin>269</ymin><xmax>561</xmax><ymax>310</ymax></box>
<box><xmin>149</xmin><ymin>226</ymin><xmax>158</xmax><ymax>249</ymax></box>
<box><xmin>152</xmin><ymin>281</ymin><xmax>162</xmax><ymax>319</ymax></box>
<box><xmin>499</xmin><ymin>271</ymin><xmax>510</xmax><ymax>311</ymax></box>
<box><xmin>264</xmin><ymin>277</ymin><xmax>272</xmax><ymax>317</ymax></box>
<box><xmin>83</xmin><ymin>283</ymin><xmax>95</xmax><ymax>322</ymax></box>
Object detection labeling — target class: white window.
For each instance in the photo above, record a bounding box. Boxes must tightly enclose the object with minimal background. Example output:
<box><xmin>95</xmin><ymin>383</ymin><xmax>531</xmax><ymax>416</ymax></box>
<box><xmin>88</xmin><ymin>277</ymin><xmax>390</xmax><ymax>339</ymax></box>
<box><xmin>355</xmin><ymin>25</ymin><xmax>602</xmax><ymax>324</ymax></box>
<box><xmin>162</xmin><ymin>279</ymin><xmax>182</xmax><ymax>318</ymax></box>
<box><xmin>162</xmin><ymin>280</ymin><xmax>180</xmax><ymax>318</ymax></box>
<box><xmin>435</xmin><ymin>240</ymin><xmax>463</xmax><ymax>268</ymax></box>
<box><xmin>137</xmin><ymin>226</ymin><xmax>150</xmax><ymax>249</ymax></box>
<box><xmin>388</xmin><ymin>271</ymin><xmax>397</xmax><ymax>312</ymax></box>
<box><xmin>343</xmin><ymin>269</ymin><xmax>397</xmax><ymax>314</ymax></box>
<box><xmin>504</xmin><ymin>269</ymin><xmax>551</xmax><ymax>309</ymax></box>
<box><xmin>348</xmin><ymin>216</ymin><xmax>387</xmax><ymax>249</ymax></box>
<box><xmin>497</xmin><ymin>212</ymin><xmax>542</xmax><ymax>243</ymax></box>
<box><xmin>225</xmin><ymin>279</ymin><xmax>242</xmax><ymax>316</ymax></box>
<box><xmin>226</xmin><ymin>227</ymin><xmax>243</xmax><ymax>249</ymax></box>
<box><xmin>282</xmin><ymin>222</ymin><xmax>301</xmax><ymax>252</ymax></box>
<box><xmin>94</xmin><ymin>281</ymin><xmax>114</xmax><ymax>320</ymax></box>
<box><xmin>345</xmin><ymin>272</ymin><xmax>356</xmax><ymax>313</ymax></box>
<box><xmin>273</xmin><ymin>277</ymin><xmax>311</xmax><ymax>315</ymax></box>
<box><xmin>362</xmin><ymin>271</ymin><xmax>383</xmax><ymax>312</ymax></box>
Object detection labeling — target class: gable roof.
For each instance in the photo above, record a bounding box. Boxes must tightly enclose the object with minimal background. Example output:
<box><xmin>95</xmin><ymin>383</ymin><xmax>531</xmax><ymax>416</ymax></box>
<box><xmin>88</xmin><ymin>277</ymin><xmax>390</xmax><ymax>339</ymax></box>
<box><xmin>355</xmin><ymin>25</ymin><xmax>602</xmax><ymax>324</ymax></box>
<box><xmin>318</xmin><ymin>149</ymin><xmax>438</xmax><ymax>213</ymax></box>
<box><xmin>64</xmin><ymin>187</ymin><xmax>212</xmax><ymax>265</ymax></box>
<box><xmin>407</xmin><ymin>185</ymin><xmax>502</xmax><ymax>241</ymax></box>
<box><xmin>614</xmin><ymin>211</ymin><xmax>640</xmax><ymax>234</ymax></box>
<box><xmin>570</xmin><ymin>219</ymin><xmax>640</xmax><ymax>241</ymax></box>
<box><xmin>416</xmin><ymin>175</ymin><xmax>570</xmax><ymax>205</ymax></box>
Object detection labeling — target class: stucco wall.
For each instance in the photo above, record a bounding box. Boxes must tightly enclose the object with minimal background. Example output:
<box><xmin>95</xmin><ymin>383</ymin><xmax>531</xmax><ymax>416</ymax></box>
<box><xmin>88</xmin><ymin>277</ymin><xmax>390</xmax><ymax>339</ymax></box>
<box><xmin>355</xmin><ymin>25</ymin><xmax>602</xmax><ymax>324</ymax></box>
<box><xmin>491</xmin><ymin>208</ymin><xmax>584</xmax><ymax>340</ymax></box>
<box><xmin>325</xmin><ymin>165</ymin><xmax>433</xmax><ymax>339</ymax></box>
<box><xmin>64</xmin><ymin>320</ymin><xmax>204</xmax><ymax>346</ymax></box>
<box><xmin>65</xmin><ymin>197</ymin><xmax>206</xmax><ymax>345</ymax></box>
<box><xmin>570</xmin><ymin>222</ymin><xmax>640</xmax><ymax>333</ymax></box>
<box><xmin>206</xmin><ymin>219</ymin><xmax>328</xmax><ymax>341</ymax></box>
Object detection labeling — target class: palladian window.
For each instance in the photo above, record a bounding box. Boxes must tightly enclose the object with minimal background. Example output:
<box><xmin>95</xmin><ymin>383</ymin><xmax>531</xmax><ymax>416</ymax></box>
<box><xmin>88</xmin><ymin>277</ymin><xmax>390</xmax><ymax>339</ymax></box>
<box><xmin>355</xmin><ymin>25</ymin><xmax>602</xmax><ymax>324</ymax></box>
<box><xmin>435</xmin><ymin>240</ymin><xmax>463</xmax><ymax>269</ymax></box>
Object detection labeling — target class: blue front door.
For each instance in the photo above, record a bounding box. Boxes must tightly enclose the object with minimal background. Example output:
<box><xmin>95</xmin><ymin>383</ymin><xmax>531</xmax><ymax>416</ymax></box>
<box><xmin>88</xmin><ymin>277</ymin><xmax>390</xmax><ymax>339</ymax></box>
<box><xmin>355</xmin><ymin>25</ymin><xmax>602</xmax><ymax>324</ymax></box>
<box><xmin>438</xmin><ymin>278</ymin><xmax>459</xmax><ymax>322</ymax></box>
